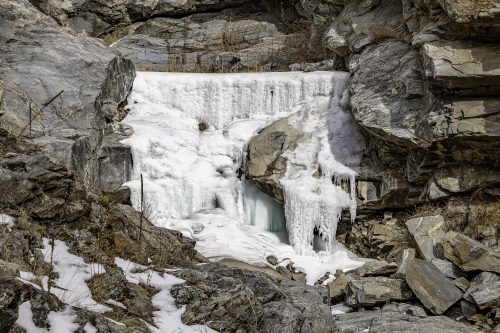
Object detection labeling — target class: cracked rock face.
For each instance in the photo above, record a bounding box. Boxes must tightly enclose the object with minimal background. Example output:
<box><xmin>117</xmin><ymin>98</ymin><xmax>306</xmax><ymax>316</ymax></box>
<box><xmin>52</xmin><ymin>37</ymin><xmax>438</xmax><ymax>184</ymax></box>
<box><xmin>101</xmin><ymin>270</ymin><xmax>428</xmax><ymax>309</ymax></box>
<box><xmin>1</xmin><ymin>0</ymin><xmax>135</xmax><ymax>193</ymax></box>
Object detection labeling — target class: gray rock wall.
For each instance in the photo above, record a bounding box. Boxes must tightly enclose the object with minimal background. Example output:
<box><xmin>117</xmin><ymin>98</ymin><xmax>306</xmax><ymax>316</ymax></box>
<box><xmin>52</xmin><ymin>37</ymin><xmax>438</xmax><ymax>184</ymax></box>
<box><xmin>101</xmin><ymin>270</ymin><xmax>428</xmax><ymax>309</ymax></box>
<box><xmin>0</xmin><ymin>0</ymin><xmax>135</xmax><ymax>194</ymax></box>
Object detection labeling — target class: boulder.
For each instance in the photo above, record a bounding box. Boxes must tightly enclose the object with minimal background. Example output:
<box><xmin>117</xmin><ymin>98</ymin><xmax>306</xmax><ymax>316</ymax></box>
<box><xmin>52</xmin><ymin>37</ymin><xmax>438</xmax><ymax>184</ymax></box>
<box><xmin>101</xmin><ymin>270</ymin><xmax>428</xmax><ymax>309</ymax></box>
<box><xmin>460</xmin><ymin>300</ymin><xmax>478</xmax><ymax>321</ymax></box>
<box><xmin>452</xmin><ymin>277</ymin><xmax>471</xmax><ymax>291</ymax></box>
<box><xmin>392</xmin><ymin>248</ymin><xmax>416</xmax><ymax>279</ymax></box>
<box><xmin>468</xmin><ymin>281</ymin><xmax>500</xmax><ymax>310</ymax></box>
<box><xmin>353</xmin><ymin>260</ymin><xmax>398</xmax><ymax>277</ymax></box>
<box><xmin>406</xmin><ymin>259</ymin><xmax>463</xmax><ymax>315</ymax></box>
<box><xmin>431</xmin><ymin>258</ymin><xmax>466</xmax><ymax>279</ymax></box>
<box><xmin>277</xmin><ymin>266</ymin><xmax>293</xmax><ymax>279</ymax></box>
<box><xmin>443</xmin><ymin>231</ymin><xmax>500</xmax><ymax>273</ymax></box>
<box><xmin>405</xmin><ymin>215</ymin><xmax>446</xmax><ymax>260</ymax></box>
<box><xmin>463</xmin><ymin>272</ymin><xmax>500</xmax><ymax>303</ymax></box>
<box><xmin>332</xmin><ymin>302</ymin><xmax>481</xmax><ymax>333</ymax></box>
<box><xmin>329</xmin><ymin>272</ymin><xmax>354</xmax><ymax>300</ymax></box>
<box><xmin>344</xmin><ymin>277</ymin><xmax>414</xmax><ymax>307</ymax></box>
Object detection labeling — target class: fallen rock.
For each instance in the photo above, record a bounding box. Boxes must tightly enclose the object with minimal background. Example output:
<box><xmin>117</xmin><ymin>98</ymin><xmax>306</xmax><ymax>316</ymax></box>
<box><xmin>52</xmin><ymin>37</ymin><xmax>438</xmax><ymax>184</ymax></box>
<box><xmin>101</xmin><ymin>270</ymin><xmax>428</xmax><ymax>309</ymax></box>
<box><xmin>405</xmin><ymin>215</ymin><xmax>446</xmax><ymax>260</ymax></box>
<box><xmin>345</xmin><ymin>277</ymin><xmax>414</xmax><ymax>307</ymax></box>
<box><xmin>219</xmin><ymin>258</ymin><xmax>283</xmax><ymax>279</ymax></box>
<box><xmin>292</xmin><ymin>272</ymin><xmax>307</xmax><ymax>284</ymax></box>
<box><xmin>461</xmin><ymin>300</ymin><xmax>478</xmax><ymax>321</ymax></box>
<box><xmin>353</xmin><ymin>260</ymin><xmax>398</xmax><ymax>277</ymax></box>
<box><xmin>452</xmin><ymin>277</ymin><xmax>471</xmax><ymax>291</ymax></box>
<box><xmin>406</xmin><ymin>259</ymin><xmax>463</xmax><ymax>315</ymax></box>
<box><xmin>329</xmin><ymin>272</ymin><xmax>354</xmax><ymax>300</ymax></box>
<box><xmin>431</xmin><ymin>258</ymin><xmax>466</xmax><ymax>279</ymax></box>
<box><xmin>392</xmin><ymin>248</ymin><xmax>416</xmax><ymax>279</ymax></box>
<box><xmin>332</xmin><ymin>302</ymin><xmax>482</xmax><ymax>333</ymax></box>
<box><xmin>468</xmin><ymin>280</ymin><xmax>500</xmax><ymax>310</ymax></box>
<box><xmin>443</xmin><ymin>231</ymin><xmax>500</xmax><ymax>273</ymax></box>
<box><xmin>463</xmin><ymin>272</ymin><xmax>500</xmax><ymax>303</ymax></box>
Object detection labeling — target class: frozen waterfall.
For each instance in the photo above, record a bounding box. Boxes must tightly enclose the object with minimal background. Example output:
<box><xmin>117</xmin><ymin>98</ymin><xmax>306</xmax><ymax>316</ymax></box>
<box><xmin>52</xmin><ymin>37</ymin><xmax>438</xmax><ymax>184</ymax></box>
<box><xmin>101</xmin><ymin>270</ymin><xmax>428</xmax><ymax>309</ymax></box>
<box><xmin>121</xmin><ymin>71</ymin><xmax>365</xmax><ymax>284</ymax></box>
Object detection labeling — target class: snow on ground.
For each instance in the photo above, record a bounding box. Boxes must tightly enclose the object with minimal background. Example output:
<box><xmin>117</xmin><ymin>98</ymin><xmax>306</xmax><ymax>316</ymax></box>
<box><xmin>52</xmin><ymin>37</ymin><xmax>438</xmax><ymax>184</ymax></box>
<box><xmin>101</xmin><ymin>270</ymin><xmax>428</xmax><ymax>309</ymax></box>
<box><xmin>121</xmin><ymin>72</ymin><xmax>366</xmax><ymax>285</ymax></box>
<box><xmin>115</xmin><ymin>257</ymin><xmax>218</xmax><ymax>333</ymax></box>
<box><xmin>16</xmin><ymin>301</ymin><xmax>80</xmax><ymax>333</ymax></box>
<box><xmin>40</xmin><ymin>238</ymin><xmax>110</xmax><ymax>313</ymax></box>
<box><xmin>331</xmin><ymin>303</ymin><xmax>352</xmax><ymax>315</ymax></box>
<box><xmin>0</xmin><ymin>213</ymin><xmax>15</xmax><ymax>231</ymax></box>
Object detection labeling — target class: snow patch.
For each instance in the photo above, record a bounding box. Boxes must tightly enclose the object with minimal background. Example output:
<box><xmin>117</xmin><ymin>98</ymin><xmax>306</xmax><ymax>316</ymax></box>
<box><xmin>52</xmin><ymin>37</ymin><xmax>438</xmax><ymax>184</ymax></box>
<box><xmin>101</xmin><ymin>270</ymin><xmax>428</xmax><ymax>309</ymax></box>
<box><xmin>115</xmin><ymin>257</ymin><xmax>218</xmax><ymax>333</ymax></box>
<box><xmin>331</xmin><ymin>303</ymin><xmax>352</xmax><ymax>315</ymax></box>
<box><xmin>16</xmin><ymin>301</ymin><xmax>79</xmax><ymax>333</ymax></box>
<box><xmin>40</xmin><ymin>238</ymin><xmax>110</xmax><ymax>313</ymax></box>
<box><xmin>0</xmin><ymin>214</ymin><xmax>15</xmax><ymax>231</ymax></box>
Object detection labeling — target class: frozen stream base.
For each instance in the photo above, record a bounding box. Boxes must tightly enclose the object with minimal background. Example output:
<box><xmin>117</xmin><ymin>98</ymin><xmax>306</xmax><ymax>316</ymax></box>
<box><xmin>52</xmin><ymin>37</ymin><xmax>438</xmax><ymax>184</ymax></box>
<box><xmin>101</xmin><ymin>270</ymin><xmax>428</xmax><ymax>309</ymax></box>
<box><xmin>121</xmin><ymin>72</ymin><xmax>365</xmax><ymax>285</ymax></box>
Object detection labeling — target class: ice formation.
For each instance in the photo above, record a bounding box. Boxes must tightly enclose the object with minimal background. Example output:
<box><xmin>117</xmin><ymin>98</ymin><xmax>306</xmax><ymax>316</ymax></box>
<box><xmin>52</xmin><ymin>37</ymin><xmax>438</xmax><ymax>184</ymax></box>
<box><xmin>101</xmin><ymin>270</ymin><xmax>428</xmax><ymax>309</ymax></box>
<box><xmin>121</xmin><ymin>71</ymin><xmax>366</xmax><ymax>283</ymax></box>
<box><xmin>279</xmin><ymin>77</ymin><xmax>364</xmax><ymax>255</ymax></box>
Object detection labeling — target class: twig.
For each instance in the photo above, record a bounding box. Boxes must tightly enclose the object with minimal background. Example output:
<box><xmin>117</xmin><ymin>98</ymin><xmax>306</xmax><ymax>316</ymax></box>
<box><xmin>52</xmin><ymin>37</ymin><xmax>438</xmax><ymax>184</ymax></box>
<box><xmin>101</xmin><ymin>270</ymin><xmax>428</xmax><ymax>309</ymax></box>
<box><xmin>139</xmin><ymin>174</ymin><xmax>144</xmax><ymax>242</ymax></box>
<box><xmin>18</xmin><ymin>90</ymin><xmax>64</xmax><ymax>137</ymax></box>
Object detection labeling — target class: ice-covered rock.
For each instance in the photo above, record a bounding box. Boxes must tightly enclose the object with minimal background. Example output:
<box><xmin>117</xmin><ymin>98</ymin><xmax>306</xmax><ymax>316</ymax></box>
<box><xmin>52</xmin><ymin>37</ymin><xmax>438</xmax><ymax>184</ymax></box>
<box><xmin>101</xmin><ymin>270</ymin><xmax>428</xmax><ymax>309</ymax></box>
<box><xmin>121</xmin><ymin>71</ymin><xmax>365</xmax><ymax>282</ymax></box>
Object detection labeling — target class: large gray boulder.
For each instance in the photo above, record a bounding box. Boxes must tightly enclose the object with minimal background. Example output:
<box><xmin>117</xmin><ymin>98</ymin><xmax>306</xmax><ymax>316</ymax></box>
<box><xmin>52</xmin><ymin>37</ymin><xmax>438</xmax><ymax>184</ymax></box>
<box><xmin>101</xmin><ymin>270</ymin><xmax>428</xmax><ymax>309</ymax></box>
<box><xmin>0</xmin><ymin>0</ymin><xmax>135</xmax><ymax>193</ymax></box>
<box><xmin>467</xmin><ymin>280</ymin><xmax>500</xmax><ymax>310</ymax></box>
<box><xmin>406</xmin><ymin>258</ymin><xmax>463</xmax><ymax>315</ymax></box>
<box><xmin>345</xmin><ymin>277</ymin><xmax>414</xmax><ymax>307</ymax></box>
<box><xmin>332</xmin><ymin>302</ymin><xmax>482</xmax><ymax>333</ymax></box>
<box><xmin>245</xmin><ymin>115</ymin><xmax>301</xmax><ymax>203</ymax></box>
<box><xmin>405</xmin><ymin>215</ymin><xmax>446</xmax><ymax>260</ymax></box>
<box><xmin>443</xmin><ymin>231</ymin><xmax>500</xmax><ymax>273</ymax></box>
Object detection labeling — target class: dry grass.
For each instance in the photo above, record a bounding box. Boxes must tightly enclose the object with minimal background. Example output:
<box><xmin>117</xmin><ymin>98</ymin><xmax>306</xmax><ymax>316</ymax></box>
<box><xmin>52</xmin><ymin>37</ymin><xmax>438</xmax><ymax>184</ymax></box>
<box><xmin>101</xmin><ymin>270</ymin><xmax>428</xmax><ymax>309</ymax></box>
<box><xmin>369</xmin><ymin>27</ymin><xmax>392</xmax><ymax>44</ymax></box>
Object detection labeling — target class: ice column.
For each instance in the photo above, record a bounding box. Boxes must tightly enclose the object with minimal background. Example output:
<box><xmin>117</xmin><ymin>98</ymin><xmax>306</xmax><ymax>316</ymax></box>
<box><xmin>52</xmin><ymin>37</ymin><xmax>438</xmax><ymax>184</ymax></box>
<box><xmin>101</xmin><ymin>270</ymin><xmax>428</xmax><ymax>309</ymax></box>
<box><xmin>279</xmin><ymin>75</ymin><xmax>364</xmax><ymax>255</ymax></box>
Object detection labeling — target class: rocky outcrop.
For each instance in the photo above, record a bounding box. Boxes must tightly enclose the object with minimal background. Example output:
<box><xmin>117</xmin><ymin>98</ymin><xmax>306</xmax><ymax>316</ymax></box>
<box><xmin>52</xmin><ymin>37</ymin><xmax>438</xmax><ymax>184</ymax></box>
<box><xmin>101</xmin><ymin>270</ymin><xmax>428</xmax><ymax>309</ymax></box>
<box><xmin>171</xmin><ymin>265</ymin><xmax>333</xmax><ymax>333</ymax></box>
<box><xmin>0</xmin><ymin>0</ymin><xmax>135</xmax><ymax>194</ymax></box>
